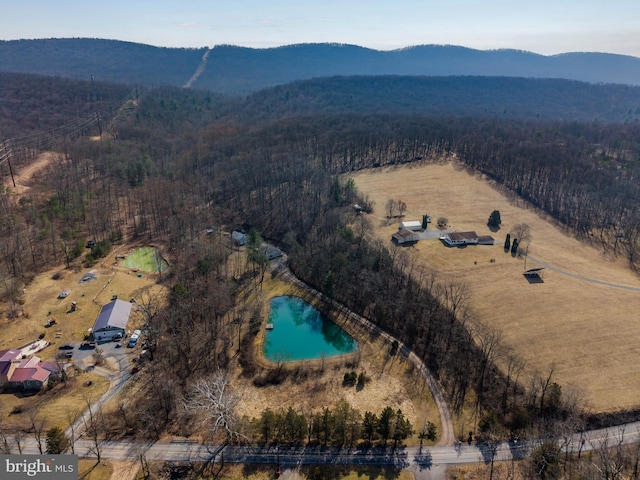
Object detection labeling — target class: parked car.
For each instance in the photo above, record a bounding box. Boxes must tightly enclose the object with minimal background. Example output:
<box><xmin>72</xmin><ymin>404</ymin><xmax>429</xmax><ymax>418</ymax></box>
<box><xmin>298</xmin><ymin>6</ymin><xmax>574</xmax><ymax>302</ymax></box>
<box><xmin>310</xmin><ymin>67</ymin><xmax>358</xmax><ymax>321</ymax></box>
<box><xmin>58</xmin><ymin>344</ymin><xmax>74</xmax><ymax>350</ymax></box>
<box><xmin>80</xmin><ymin>341</ymin><xmax>95</xmax><ymax>349</ymax></box>
<box><xmin>58</xmin><ymin>289</ymin><xmax>70</xmax><ymax>299</ymax></box>
<box><xmin>64</xmin><ymin>351</ymin><xmax>73</xmax><ymax>358</ymax></box>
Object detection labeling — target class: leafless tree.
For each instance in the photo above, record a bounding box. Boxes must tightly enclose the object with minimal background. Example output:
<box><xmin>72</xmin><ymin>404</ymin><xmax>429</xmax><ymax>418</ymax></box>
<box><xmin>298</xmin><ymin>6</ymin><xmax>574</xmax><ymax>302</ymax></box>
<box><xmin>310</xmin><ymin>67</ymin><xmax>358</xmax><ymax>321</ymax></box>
<box><xmin>13</xmin><ymin>430</ymin><xmax>25</xmax><ymax>454</ymax></box>
<box><xmin>65</xmin><ymin>408</ymin><xmax>79</xmax><ymax>454</ymax></box>
<box><xmin>385</xmin><ymin>199</ymin><xmax>397</xmax><ymax>219</ymax></box>
<box><xmin>397</xmin><ymin>200</ymin><xmax>407</xmax><ymax>218</ymax></box>
<box><xmin>510</xmin><ymin>223</ymin><xmax>532</xmax><ymax>244</ymax></box>
<box><xmin>182</xmin><ymin>369</ymin><xmax>246</xmax><ymax>443</ymax></box>
<box><xmin>27</xmin><ymin>406</ymin><xmax>46</xmax><ymax>454</ymax></box>
<box><xmin>0</xmin><ymin>415</ymin><xmax>12</xmax><ymax>454</ymax></box>
<box><xmin>82</xmin><ymin>395</ymin><xmax>103</xmax><ymax>462</ymax></box>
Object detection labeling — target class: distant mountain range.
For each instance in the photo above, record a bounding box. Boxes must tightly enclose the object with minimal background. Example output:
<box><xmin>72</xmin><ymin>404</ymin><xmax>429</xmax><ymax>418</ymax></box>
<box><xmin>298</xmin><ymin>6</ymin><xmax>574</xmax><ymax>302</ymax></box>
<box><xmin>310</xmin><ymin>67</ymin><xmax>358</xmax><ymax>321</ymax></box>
<box><xmin>1</xmin><ymin>38</ymin><xmax>640</xmax><ymax>95</ymax></box>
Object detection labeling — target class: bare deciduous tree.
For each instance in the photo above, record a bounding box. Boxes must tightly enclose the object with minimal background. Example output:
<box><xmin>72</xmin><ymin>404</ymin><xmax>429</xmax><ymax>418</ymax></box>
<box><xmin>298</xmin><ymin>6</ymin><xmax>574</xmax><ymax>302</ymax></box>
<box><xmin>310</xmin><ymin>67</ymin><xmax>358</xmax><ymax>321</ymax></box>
<box><xmin>510</xmin><ymin>223</ymin><xmax>532</xmax><ymax>244</ymax></box>
<box><xmin>182</xmin><ymin>369</ymin><xmax>246</xmax><ymax>443</ymax></box>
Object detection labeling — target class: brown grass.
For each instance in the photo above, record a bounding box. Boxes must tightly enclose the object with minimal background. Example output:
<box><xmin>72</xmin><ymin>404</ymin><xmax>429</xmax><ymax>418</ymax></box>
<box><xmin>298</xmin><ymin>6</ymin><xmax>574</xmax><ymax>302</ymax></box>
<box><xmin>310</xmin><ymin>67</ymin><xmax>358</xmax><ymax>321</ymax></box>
<box><xmin>233</xmin><ymin>273</ymin><xmax>442</xmax><ymax>447</ymax></box>
<box><xmin>351</xmin><ymin>161</ymin><xmax>640</xmax><ymax>413</ymax></box>
<box><xmin>0</xmin><ymin>373</ymin><xmax>111</xmax><ymax>431</ymax></box>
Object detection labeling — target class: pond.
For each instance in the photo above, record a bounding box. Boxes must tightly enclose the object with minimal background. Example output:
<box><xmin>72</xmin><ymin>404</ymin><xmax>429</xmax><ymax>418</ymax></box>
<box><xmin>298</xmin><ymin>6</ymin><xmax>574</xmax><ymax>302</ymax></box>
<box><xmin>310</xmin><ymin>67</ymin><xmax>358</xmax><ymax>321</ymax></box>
<box><xmin>264</xmin><ymin>296</ymin><xmax>358</xmax><ymax>362</ymax></box>
<box><xmin>120</xmin><ymin>246</ymin><xmax>168</xmax><ymax>273</ymax></box>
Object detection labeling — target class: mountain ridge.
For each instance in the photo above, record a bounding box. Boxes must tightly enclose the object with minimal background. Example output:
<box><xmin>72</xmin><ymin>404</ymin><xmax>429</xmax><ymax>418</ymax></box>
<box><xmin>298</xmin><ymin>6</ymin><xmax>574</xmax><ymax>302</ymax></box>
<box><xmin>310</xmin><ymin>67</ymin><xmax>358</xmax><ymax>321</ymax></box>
<box><xmin>1</xmin><ymin>38</ymin><xmax>640</xmax><ymax>95</ymax></box>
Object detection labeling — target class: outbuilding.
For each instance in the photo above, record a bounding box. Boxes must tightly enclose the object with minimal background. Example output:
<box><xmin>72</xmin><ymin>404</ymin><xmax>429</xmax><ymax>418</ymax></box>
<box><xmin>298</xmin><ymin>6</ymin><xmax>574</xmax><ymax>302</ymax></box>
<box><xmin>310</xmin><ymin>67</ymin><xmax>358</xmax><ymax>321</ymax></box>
<box><xmin>400</xmin><ymin>221</ymin><xmax>422</xmax><ymax>232</ymax></box>
<box><xmin>231</xmin><ymin>231</ymin><xmax>247</xmax><ymax>246</ymax></box>
<box><xmin>392</xmin><ymin>229</ymin><xmax>420</xmax><ymax>245</ymax></box>
<box><xmin>91</xmin><ymin>299</ymin><xmax>132</xmax><ymax>343</ymax></box>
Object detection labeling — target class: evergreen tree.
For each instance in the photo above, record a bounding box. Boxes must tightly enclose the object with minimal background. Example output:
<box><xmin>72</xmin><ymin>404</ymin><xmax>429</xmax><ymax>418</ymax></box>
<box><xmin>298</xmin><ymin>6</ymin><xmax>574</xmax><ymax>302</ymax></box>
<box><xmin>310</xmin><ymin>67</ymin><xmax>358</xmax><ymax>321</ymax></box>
<box><xmin>362</xmin><ymin>411</ymin><xmax>378</xmax><ymax>444</ymax></box>
<box><xmin>45</xmin><ymin>427</ymin><xmax>70</xmax><ymax>454</ymax></box>
<box><xmin>504</xmin><ymin>233</ymin><xmax>511</xmax><ymax>252</ymax></box>
<box><xmin>488</xmin><ymin>210</ymin><xmax>502</xmax><ymax>228</ymax></box>
<box><xmin>511</xmin><ymin>238</ymin><xmax>519</xmax><ymax>254</ymax></box>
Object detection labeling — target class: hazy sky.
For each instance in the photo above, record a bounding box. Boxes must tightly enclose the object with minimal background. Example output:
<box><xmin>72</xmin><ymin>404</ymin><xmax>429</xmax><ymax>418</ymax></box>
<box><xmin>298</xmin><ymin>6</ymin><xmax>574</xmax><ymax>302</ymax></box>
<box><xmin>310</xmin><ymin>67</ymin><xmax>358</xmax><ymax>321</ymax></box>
<box><xmin>2</xmin><ymin>0</ymin><xmax>639</xmax><ymax>57</ymax></box>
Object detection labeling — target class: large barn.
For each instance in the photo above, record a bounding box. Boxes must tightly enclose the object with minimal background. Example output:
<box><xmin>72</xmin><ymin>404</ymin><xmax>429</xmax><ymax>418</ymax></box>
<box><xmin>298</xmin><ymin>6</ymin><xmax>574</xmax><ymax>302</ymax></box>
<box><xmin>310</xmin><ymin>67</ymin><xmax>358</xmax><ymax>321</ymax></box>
<box><xmin>91</xmin><ymin>299</ymin><xmax>132</xmax><ymax>343</ymax></box>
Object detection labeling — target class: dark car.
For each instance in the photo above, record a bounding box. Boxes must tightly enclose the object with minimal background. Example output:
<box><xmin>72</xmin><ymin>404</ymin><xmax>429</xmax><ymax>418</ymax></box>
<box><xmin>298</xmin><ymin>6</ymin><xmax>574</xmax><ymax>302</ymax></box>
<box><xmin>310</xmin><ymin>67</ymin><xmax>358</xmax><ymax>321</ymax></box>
<box><xmin>58</xmin><ymin>344</ymin><xmax>74</xmax><ymax>350</ymax></box>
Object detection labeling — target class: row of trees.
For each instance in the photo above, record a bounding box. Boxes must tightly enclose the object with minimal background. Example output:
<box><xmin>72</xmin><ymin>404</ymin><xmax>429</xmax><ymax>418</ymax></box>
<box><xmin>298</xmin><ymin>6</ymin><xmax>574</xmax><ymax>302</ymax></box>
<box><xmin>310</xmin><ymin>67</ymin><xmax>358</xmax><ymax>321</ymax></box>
<box><xmin>251</xmin><ymin>401</ymin><xmax>416</xmax><ymax>448</ymax></box>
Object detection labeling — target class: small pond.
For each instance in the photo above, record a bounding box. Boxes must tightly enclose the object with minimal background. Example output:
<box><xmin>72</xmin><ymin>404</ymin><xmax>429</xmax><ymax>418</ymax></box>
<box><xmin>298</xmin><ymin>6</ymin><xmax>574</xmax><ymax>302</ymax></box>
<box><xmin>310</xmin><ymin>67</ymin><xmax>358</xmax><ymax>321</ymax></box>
<box><xmin>120</xmin><ymin>246</ymin><xmax>168</xmax><ymax>273</ymax></box>
<box><xmin>264</xmin><ymin>296</ymin><xmax>358</xmax><ymax>362</ymax></box>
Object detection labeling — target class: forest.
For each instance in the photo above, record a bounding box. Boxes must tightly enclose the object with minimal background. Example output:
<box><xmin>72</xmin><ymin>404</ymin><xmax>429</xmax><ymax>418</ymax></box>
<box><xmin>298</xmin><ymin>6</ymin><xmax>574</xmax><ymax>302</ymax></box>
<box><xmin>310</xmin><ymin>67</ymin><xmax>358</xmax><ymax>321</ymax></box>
<box><xmin>1</xmin><ymin>72</ymin><xmax>640</xmax><ymax>468</ymax></box>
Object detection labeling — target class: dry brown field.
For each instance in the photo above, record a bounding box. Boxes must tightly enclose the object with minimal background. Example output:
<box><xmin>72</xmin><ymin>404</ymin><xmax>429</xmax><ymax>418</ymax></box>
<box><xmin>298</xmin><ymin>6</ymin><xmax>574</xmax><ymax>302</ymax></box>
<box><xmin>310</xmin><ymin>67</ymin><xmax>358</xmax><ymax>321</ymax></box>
<box><xmin>233</xmin><ymin>273</ymin><xmax>443</xmax><ymax>447</ymax></box>
<box><xmin>351</xmin><ymin>161</ymin><xmax>640</xmax><ymax>413</ymax></box>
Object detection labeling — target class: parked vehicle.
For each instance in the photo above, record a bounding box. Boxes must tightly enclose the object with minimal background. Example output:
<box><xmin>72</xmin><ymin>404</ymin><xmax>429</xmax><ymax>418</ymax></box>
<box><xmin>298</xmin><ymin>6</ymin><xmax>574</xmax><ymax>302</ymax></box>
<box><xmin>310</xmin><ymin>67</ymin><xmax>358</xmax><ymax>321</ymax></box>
<box><xmin>58</xmin><ymin>289</ymin><xmax>70</xmax><ymax>299</ymax></box>
<box><xmin>58</xmin><ymin>344</ymin><xmax>74</xmax><ymax>350</ymax></box>
<box><xmin>127</xmin><ymin>329</ymin><xmax>141</xmax><ymax>348</ymax></box>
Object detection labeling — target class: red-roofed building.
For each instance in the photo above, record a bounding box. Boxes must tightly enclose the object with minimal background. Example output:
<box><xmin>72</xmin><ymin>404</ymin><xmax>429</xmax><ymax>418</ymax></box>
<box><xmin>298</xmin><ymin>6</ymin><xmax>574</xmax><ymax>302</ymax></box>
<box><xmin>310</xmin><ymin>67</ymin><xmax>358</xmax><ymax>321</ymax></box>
<box><xmin>9</xmin><ymin>366</ymin><xmax>51</xmax><ymax>390</ymax></box>
<box><xmin>0</xmin><ymin>349</ymin><xmax>52</xmax><ymax>391</ymax></box>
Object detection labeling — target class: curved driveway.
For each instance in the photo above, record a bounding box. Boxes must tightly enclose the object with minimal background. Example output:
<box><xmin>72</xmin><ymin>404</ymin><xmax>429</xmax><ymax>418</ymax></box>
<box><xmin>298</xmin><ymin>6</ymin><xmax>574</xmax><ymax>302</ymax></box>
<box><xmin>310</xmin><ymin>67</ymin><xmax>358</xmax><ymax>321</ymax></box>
<box><xmin>526</xmin><ymin>253</ymin><xmax>640</xmax><ymax>292</ymax></box>
<box><xmin>275</xmin><ymin>260</ymin><xmax>456</xmax><ymax>447</ymax></box>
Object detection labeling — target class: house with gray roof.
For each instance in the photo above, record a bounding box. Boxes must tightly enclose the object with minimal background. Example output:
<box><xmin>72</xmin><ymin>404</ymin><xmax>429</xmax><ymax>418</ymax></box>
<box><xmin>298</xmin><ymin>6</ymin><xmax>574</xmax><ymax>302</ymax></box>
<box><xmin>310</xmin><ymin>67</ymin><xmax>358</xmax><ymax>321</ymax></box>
<box><xmin>91</xmin><ymin>299</ymin><xmax>133</xmax><ymax>343</ymax></box>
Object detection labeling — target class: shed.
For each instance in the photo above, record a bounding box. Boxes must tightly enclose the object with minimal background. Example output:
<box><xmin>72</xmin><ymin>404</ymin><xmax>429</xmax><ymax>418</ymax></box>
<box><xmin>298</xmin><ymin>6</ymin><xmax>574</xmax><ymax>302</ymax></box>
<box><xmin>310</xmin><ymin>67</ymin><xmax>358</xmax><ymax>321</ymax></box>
<box><xmin>231</xmin><ymin>231</ymin><xmax>247</xmax><ymax>246</ymax></box>
<box><xmin>392</xmin><ymin>229</ymin><xmax>420</xmax><ymax>245</ymax></box>
<box><xmin>91</xmin><ymin>299</ymin><xmax>132</xmax><ymax>343</ymax></box>
<box><xmin>400</xmin><ymin>221</ymin><xmax>422</xmax><ymax>232</ymax></box>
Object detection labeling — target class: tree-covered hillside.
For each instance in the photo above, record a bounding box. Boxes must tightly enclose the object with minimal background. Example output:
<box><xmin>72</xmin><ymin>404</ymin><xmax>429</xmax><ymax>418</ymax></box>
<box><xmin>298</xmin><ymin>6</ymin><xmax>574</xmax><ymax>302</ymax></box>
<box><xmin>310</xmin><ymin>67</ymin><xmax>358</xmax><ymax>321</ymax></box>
<box><xmin>234</xmin><ymin>75</ymin><xmax>640</xmax><ymax>123</ymax></box>
<box><xmin>2</xmin><ymin>39</ymin><xmax>640</xmax><ymax>95</ymax></box>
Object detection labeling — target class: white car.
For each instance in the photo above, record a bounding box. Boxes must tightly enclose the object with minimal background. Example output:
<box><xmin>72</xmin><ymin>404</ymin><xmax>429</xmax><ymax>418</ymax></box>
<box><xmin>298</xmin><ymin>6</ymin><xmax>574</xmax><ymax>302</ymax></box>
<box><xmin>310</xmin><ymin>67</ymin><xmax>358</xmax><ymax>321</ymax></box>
<box><xmin>58</xmin><ymin>289</ymin><xmax>70</xmax><ymax>299</ymax></box>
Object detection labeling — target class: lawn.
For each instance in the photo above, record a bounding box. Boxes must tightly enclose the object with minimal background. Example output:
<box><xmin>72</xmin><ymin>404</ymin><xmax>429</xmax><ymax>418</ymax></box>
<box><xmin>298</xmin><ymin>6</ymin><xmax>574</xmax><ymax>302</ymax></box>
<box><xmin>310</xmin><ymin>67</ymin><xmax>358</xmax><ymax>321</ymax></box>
<box><xmin>352</xmin><ymin>161</ymin><xmax>640</xmax><ymax>413</ymax></box>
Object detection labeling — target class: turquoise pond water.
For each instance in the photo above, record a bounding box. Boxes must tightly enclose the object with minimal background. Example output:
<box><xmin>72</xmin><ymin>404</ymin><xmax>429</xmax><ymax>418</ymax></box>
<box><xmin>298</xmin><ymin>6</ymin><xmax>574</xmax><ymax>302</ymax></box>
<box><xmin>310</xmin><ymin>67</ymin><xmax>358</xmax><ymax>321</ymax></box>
<box><xmin>264</xmin><ymin>296</ymin><xmax>358</xmax><ymax>362</ymax></box>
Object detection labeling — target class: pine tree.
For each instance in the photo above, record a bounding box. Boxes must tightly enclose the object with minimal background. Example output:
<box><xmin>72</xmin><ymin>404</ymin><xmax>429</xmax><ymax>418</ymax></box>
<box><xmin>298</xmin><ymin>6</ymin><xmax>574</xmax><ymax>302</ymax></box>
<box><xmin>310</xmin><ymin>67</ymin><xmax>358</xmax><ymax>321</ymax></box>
<box><xmin>488</xmin><ymin>210</ymin><xmax>502</xmax><ymax>228</ymax></box>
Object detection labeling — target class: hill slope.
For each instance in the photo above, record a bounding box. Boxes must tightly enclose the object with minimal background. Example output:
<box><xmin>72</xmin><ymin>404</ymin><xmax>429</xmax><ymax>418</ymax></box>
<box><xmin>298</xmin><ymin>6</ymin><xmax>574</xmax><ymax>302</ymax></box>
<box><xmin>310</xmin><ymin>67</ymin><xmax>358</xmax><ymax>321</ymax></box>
<box><xmin>234</xmin><ymin>76</ymin><xmax>640</xmax><ymax>123</ymax></box>
<box><xmin>2</xmin><ymin>39</ymin><xmax>640</xmax><ymax>94</ymax></box>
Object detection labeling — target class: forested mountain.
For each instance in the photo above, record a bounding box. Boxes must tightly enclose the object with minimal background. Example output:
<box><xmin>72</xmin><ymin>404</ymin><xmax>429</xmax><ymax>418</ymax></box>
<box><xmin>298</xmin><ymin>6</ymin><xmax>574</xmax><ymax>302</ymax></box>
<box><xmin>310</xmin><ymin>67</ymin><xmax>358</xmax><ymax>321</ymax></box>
<box><xmin>0</xmin><ymin>38</ymin><xmax>205</xmax><ymax>88</ymax></box>
<box><xmin>235</xmin><ymin>76</ymin><xmax>640</xmax><ymax>123</ymax></box>
<box><xmin>2</xmin><ymin>39</ymin><xmax>640</xmax><ymax>94</ymax></box>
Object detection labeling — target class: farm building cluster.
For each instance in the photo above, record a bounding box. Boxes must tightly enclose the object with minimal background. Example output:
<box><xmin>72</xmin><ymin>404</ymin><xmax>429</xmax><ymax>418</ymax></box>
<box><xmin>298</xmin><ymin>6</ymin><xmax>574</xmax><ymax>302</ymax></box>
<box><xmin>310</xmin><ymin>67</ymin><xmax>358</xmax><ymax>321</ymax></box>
<box><xmin>0</xmin><ymin>347</ymin><xmax>64</xmax><ymax>391</ymax></box>
<box><xmin>0</xmin><ymin>298</ymin><xmax>137</xmax><ymax>394</ymax></box>
<box><xmin>391</xmin><ymin>219</ymin><xmax>495</xmax><ymax>247</ymax></box>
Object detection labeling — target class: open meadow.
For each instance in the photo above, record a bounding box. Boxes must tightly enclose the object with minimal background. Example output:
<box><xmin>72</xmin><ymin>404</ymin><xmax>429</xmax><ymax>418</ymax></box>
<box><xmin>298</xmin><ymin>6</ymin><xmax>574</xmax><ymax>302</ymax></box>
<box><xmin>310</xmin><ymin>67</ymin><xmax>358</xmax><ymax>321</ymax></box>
<box><xmin>352</xmin><ymin>161</ymin><xmax>640</xmax><ymax>413</ymax></box>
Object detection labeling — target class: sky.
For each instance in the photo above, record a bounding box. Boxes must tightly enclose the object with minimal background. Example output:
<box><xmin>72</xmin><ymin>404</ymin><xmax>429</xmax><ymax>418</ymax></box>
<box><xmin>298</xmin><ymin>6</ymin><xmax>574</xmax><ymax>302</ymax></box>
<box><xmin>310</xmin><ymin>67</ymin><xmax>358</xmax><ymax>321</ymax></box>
<box><xmin>2</xmin><ymin>0</ymin><xmax>640</xmax><ymax>57</ymax></box>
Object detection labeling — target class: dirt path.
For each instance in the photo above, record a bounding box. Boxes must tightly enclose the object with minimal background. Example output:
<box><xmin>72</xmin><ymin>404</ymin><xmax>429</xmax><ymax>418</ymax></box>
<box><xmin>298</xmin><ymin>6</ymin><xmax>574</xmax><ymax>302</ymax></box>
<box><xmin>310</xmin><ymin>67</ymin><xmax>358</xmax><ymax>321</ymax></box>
<box><xmin>3</xmin><ymin>151</ymin><xmax>55</xmax><ymax>194</ymax></box>
<box><xmin>183</xmin><ymin>48</ymin><xmax>211</xmax><ymax>88</ymax></box>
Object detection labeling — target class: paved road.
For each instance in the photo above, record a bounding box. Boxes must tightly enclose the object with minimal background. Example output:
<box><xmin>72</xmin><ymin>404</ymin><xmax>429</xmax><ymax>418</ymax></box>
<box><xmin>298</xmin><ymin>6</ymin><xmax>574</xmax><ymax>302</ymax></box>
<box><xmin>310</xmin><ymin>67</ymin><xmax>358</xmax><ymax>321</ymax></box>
<box><xmin>13</xmin><ymin>421</ymin><xmax>640</xmax><ymax>471</ymax></box>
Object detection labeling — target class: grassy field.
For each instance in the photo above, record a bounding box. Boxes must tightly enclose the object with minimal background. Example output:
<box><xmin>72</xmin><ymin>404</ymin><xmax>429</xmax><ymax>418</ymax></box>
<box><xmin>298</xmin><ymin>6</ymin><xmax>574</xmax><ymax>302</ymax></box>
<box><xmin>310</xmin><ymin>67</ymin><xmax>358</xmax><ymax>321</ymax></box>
<box><xmin>352</xmin><ymin>161</ymin><xmax>640</xmax><ymax>413</ymax></box>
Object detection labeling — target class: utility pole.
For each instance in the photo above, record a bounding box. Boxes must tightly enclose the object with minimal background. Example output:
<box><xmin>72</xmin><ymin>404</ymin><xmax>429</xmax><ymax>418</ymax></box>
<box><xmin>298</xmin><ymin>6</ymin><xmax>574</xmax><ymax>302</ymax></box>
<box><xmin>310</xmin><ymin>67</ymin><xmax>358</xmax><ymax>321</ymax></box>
<box><xmin>96</xmin><ymin>112</ymin><xmax>102</xmax><ymax>139</ymax></box>
<box><xmin>90</xmin><ymin>74</ymin><xmax>97</xmax><ymax>102</ymax></box>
